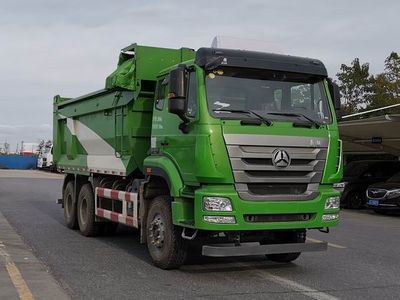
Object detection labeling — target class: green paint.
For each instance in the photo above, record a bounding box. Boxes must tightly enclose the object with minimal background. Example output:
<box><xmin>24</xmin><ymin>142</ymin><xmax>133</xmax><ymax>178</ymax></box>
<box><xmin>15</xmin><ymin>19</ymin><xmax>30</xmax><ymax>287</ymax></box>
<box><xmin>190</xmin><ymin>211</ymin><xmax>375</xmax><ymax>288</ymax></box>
<box><xmin>143</xmin><ymin>155</ymin><xmax>184</xmax><ymax>197</ymax></box>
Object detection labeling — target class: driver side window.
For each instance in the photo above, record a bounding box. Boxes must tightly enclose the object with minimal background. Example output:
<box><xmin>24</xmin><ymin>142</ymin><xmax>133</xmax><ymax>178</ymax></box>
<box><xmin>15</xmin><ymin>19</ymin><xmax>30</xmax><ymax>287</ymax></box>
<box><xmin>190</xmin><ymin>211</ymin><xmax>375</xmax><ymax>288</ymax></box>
<box><xmin>155</xmin><ymin>77</ymin><xmax>169</xmax><ymax>111</ymax></box>
<box><xmin>186</xmin><ymin>73</ymin><xmax>197</xmax><ymax>118</ymax></box>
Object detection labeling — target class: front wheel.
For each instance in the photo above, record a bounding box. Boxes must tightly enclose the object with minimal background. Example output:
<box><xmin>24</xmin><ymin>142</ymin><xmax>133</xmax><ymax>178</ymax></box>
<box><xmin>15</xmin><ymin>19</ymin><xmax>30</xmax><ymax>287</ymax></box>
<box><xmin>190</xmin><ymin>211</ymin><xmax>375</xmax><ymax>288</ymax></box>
<box><xmin>267</xmin><ymin>251</ymin><xmax>302</xmax><ymax>263</ymax></box>
<box><xmin>146</xmin><ymin>196</ymin><xmax>187</xmax><ymax>269</ymax></box>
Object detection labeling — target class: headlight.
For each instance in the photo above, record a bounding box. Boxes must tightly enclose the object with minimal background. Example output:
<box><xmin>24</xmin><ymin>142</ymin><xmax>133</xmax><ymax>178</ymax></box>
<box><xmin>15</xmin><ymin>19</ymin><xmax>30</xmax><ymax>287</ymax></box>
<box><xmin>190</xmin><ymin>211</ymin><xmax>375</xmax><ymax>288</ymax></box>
<box><xmin>203</xmin><ymin>216</ymin><xmax>236</xmax><ymax>224</ymax></box>
<box><xmin>333</xmin><ymin>182</ymin><xmax>347</xmax><ymax>189</ymax></box>
<box><xmin>203</xmin><ymin>197</ymin><xmax>233</xmax><ymax>211</ymax></box>
<box><xmin>322</xmin><ymin>214</ymin><xmax>339</xmax><ymax>221</ymax></box>
<box><xmin>386</xmin><ymin>189</ymin><xmax>400</xmax><ymax>199</ymax></box>
<box><xmin>325</xmin><ymin>196</ymin><xmax>340</xmax><ymax>209</ymax></box>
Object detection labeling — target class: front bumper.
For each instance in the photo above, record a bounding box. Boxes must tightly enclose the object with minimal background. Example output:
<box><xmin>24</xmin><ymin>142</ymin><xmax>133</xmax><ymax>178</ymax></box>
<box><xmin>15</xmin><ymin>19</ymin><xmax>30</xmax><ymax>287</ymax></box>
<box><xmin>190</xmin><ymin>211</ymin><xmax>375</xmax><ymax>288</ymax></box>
<box><xmin>192</xmin><ymin>184</ymin><xmax>340</xmax><ymax>231</ymax></box>
<box><xmin>202</xmin><ymin>240</ymin><xmax>328</xmax><ymax>257</ymax></box>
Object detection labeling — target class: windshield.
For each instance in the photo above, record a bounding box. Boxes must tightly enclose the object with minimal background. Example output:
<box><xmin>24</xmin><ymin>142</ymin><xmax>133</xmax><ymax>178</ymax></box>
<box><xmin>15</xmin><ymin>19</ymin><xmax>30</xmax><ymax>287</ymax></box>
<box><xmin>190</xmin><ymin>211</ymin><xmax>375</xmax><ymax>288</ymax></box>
<box><xmin>205</xmin><ymin>67</ymin><xmax>332</xmax><ymax>124</ymax></box>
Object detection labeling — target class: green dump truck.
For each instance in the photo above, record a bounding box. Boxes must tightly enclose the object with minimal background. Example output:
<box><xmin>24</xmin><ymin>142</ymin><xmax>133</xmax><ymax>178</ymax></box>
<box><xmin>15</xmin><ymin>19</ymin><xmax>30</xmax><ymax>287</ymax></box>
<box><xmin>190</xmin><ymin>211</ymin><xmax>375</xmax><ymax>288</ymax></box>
<box><xmin>54</xmin><ymin>43</ymin><xmax>343</xmax><ymax>269</ymax></box>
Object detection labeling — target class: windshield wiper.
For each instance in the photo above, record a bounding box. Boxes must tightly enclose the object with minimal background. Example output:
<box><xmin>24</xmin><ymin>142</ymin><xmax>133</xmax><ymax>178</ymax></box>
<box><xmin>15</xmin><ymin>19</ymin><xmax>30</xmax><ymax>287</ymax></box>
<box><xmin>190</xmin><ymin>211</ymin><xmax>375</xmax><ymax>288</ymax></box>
<box><xmin>267</xmin><ymin>112</ymin><xmax>321</xmax><ymax>128</ymax></box>
<box><xmin>213</xmin><ymin>109</ymin><xmax>272</xmax><ymax>126</ymax></box>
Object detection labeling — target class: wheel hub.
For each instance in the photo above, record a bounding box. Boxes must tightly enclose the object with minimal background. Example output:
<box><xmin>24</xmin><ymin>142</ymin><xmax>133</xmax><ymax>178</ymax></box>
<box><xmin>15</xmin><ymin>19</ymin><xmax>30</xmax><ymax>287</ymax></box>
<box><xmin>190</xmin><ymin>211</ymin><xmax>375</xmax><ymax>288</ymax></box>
<box><xmin>149</xmin><ymin>214</ymin><xmax>165</xmax><ymax>248</ymax></box>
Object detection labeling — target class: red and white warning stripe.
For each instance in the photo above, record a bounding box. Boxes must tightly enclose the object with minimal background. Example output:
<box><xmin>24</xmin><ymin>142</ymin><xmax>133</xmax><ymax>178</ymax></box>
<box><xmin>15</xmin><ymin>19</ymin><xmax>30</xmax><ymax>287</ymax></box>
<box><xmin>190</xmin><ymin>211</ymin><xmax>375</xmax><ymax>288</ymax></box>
<box><xmin>96</xmin><ymin>187</ymin><xmax>136</xmax><ymax>202</ymax></box>
<box><xmin>95</xmin><ymin>187</ymin><xmax>138</xmax><ymax>228</ymax></box>
<box><xmin>96</xmin><ymin>208</ymin><xmax>136</xmax><ymax>227</ymax></box>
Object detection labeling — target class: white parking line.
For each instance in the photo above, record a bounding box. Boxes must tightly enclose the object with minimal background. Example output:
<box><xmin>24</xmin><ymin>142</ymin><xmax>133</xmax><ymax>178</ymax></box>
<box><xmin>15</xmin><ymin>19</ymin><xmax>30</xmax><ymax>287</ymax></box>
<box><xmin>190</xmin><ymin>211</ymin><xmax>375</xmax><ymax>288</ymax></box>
<box><xmin>307</xmin><ymin>237</ymin><xmax>346</xmax><ymax>249</ymax></box>
<box><xmin>237</xmin><ymin>262</ymin><xmax>341</xmax><ymax>300</ymax></box>
<box><xmin>265</xmin><ymin>273</ymin><xmax>341</xmax><ymax>300</ymax></box>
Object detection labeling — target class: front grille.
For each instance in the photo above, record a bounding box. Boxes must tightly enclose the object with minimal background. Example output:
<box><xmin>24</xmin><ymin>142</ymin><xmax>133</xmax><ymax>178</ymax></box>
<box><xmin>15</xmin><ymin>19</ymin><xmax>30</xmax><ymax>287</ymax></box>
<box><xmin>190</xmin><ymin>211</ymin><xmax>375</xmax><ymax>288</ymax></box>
<box><xmin>243</xmin><ymin>158</ymin><xmax>314</xmax><ymax>165</ymax></box>
<box><xmin>367</xmin><ymin>188</ymin><xmax>387</xmax><ymax>199</ymax></box>
<box><xmin>248</xmin><ymin>183</ymin><xmax>308</xmax><ymax>195</ymax></box>
<box><xmin>244</xmin><ymin>213</ymin><xmax>315</xmax><ymax>223</ymax></box>
<box><xmin>245</xmin><ymin>171</ymin><xmax>310</xmax><ymax>177</ymax></box>
<box><xmin>224</xmin><ymin>134</ymin><xmax>328</xmax><ymax>201</ymax></box>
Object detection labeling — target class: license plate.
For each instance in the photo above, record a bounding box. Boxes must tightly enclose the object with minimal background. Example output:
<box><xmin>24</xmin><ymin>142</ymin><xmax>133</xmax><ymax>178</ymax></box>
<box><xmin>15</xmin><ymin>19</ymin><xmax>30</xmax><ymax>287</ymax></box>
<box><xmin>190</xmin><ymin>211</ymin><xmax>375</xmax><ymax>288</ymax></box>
<box><xmin>368</xmin><ymin>199</ymin><xmax>379</xmax><ymax>206</ymax></box>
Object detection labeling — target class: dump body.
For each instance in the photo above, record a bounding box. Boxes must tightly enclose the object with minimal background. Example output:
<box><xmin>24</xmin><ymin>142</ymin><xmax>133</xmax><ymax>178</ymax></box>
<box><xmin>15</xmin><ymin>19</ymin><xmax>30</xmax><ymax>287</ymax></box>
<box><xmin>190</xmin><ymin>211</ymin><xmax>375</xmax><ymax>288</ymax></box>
<box><xmin>53</xmin><ymin>45</ymin><xmax>195</xmax><ymax>176</ymax></box>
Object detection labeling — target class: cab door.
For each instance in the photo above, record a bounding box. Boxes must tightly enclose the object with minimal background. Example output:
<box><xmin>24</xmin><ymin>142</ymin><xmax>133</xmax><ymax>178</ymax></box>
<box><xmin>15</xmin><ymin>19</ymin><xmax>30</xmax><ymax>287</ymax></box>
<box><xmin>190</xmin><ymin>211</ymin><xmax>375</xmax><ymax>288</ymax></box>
<box><xmin>151</xmin><ymin>72</ymin><xmax>198</xmax><ymax>184</ymax></box>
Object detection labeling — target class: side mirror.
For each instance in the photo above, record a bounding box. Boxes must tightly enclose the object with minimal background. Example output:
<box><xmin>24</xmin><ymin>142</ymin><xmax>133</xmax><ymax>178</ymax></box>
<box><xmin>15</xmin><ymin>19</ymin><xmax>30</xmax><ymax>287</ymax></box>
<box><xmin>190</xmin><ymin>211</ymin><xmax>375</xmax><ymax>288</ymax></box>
<box><xmin>168</xmin><ymin>66</ymin><xmax>187</xmax><ymax>120</ymax></box>
<box><xmin>327</xmin><ymin>78</ymin><xmax>342</xmax><ymax>121</ymax></box>
<box><xmin>168</xmin><ymin>66</ymin><xmax>190</xmax><ymax>133</ymax></box>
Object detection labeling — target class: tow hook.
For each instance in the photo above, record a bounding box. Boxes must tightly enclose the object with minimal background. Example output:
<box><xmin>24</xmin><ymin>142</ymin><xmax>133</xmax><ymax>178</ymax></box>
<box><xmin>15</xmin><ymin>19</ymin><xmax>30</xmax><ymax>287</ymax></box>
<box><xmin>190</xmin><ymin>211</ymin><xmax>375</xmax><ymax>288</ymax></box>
<box><xmin>181</xmin><ymin>228</ymin><xmax>198</xmax><ymax>240</ymax></box>
<box><xmin>318</xmin><ymin>227</ymin><xmax>330</xmax><ymax>233</ymax></box>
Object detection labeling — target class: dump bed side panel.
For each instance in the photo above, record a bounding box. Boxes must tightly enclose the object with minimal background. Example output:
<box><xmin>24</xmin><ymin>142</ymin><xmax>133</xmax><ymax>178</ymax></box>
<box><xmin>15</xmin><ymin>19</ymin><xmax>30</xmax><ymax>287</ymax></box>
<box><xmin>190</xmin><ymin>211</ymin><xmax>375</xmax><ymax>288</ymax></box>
<box><xmin>53</xmin><ymin>91</ymin><xmax>153</xmax><ymax>176</ymax></box>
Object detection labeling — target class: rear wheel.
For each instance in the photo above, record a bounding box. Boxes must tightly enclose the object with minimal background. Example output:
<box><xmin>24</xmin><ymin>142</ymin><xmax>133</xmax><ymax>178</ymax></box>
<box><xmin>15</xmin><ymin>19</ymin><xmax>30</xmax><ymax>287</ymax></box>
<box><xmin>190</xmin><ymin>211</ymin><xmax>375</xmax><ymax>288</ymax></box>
<box><xmin>77</xmin><ymin>183</ymin><xmax>99</xmax><ymax>237</ymax></box>
<box><xmin>262</xmin><ymin>230</ymin><xmax>305</xmax><ymax>263</ymax></box>
<box><xmin>63</xmin><ymin>181</ymin><xmax>78</xmax><ymax>229</ymax></box>
<box><xmin>146</xmin><ymin>196</ymin><xmax>187</xmax><ymax>269</ymax></box>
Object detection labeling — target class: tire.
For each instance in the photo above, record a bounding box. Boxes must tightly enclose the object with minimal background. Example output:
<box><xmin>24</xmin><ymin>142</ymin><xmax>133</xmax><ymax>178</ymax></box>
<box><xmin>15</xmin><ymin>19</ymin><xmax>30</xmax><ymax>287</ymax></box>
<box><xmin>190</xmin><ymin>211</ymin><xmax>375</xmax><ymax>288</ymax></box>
<box><xmin>77</xmin><ymin>183</ymin><xmax>99</xmax><ymax>237</ymax></box>
<box><xmin>263</xmin><ymin>230</ymin><xmax>305</xmax><ymax>263</ymax></box>
<box><xmin>267</xmin><ymin>251</ymin><xmax>302</xmax><ymax>263</ymax></box>
<box><xmin>373</xmin><ymin>209</ymin><xmax>387</xmax><ymax>215</ymax></box>
<box><xmin>63</xmin><ymin>181</ymin><xmax>78</xmax><ymax>229</ymax></box>
<box><xmin>347</xmin><ymin>191</ymin><xmax>364</xmax><ymax>209</ymax></box>
<box><xmin>146</xmin><ymin>196</ymin><xmax>187</xmax><ymax>269</ymax></box>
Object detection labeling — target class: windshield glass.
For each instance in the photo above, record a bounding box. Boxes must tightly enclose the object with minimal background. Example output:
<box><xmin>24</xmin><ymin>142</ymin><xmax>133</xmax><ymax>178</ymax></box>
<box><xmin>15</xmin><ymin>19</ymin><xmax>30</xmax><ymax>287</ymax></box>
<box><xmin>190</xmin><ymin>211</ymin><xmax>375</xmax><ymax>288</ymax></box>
<box><xmin>205</xmin><ymin>67</ymin><xmax>332</xmax><ymax>124</ymax></box>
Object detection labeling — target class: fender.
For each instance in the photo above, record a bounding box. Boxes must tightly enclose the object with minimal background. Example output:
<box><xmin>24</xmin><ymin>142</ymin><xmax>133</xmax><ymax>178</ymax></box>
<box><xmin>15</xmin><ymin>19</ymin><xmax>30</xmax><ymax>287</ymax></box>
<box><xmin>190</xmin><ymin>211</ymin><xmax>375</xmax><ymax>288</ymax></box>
<box><xmin>143</xmin><ymin>156</ymin><xmax>184</xmax><ymax>197</ymax></box>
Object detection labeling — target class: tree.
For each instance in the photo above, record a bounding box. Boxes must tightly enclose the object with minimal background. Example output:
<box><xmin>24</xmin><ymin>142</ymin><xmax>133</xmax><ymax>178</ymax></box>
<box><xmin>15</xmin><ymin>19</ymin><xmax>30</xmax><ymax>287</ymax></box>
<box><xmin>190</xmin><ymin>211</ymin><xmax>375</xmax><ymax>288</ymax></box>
<box><xmin>336</xmin><ymin>58</ymin><xmax>374</xmax><ymax>114</ymax></box>
<box><xmin>385</xmin><ymin>52</ymin><xmax>400</xmax><ymax>84</ymax></box>
<box><xmin>383</xmin><ymin>52</ymin><xmax>400</xmax><ymax>101</ymax></box>
<box><xmin>368</xmin><ymin>52</ymin><xmax>400</xmax><ymax>111</ymax></box>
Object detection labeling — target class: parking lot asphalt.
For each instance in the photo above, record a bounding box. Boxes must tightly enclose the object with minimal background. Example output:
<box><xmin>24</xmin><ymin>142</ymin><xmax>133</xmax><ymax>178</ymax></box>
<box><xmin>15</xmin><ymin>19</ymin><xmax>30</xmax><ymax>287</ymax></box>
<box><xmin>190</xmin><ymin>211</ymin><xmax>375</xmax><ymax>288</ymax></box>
<box><xmin>0</xmin><ymin>170</ymin><xmax>399</xmax><ymax>300</ymax></box>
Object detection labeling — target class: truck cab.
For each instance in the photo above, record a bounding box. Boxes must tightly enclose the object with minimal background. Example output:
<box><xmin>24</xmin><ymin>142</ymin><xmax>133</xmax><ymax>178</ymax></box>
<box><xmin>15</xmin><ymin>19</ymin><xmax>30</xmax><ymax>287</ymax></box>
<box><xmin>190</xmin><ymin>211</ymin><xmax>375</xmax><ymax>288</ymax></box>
<box><xmin>37</xmin><ymin>144</ymin><xmax>53</xmax><ymax>170</ymax></box>
<box><xmin>142</xmin><ymin>47</ymin><xmax>342</xmax><ymax>265</ymax></box>
<box><xmin>147</xmin><ymin>48</ymin><xmax>342</xmax><ymax>224</ymax></box>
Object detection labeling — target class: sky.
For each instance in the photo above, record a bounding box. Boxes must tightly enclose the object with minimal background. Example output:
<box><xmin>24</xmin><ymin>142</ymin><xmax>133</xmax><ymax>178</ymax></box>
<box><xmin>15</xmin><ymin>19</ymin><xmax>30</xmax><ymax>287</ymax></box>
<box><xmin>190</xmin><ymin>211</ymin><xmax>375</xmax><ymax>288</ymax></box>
<box><xmin>0</xmin><ymin>0</ymin><xmax>399</xmax><ymax>150</ymax></box>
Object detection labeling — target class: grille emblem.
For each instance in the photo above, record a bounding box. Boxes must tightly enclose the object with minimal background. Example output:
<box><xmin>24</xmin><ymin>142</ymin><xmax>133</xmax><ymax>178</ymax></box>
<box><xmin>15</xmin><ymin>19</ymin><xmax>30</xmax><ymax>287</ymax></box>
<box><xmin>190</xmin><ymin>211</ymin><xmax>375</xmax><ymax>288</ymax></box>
<box><xmin>272</xmin><ymin>149</ymin><xmax>291</xmax><ymax>168</ymax></box>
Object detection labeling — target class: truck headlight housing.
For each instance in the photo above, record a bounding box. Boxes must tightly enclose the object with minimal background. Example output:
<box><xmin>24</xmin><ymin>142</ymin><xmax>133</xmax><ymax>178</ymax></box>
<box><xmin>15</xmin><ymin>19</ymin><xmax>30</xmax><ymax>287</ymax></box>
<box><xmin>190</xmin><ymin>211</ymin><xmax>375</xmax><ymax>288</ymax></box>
<box><xmin>203</xmin><ymin>216</ymin><xmax>236</xmax><ymax>224</ymax></box>
<box><xmin>325</xmin><ymin>196</ymin><xmax>340</xmax><ymax>209</ymax></box>
<box><xmin>203</xmin><ymin>197</ymin><xmax>232</xmax><ymax>211</ymax></box>
<box><xmin>333</xmin><ymin>182</ymin><xmax>347</xmax><ymax>190</ymax></box>
<box><xmin>322</xmin><ymin>214</ymin><xmax>339</xmax><ymax>221</ymax></box>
